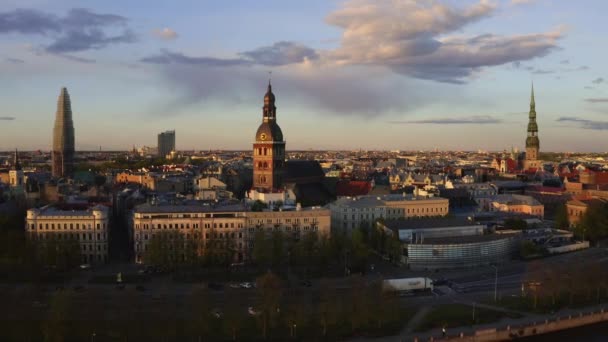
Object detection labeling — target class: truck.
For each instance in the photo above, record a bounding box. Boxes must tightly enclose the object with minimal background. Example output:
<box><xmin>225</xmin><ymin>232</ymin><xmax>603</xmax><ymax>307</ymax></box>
<box><xmin>382</xmin><ymin>277</ymin><xmax>434</xmax><ymax>293</ymax></box>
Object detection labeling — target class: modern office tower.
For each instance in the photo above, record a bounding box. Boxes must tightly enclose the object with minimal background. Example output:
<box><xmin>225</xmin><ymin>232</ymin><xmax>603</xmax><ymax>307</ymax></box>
<box><xmin>52</xmin><ymin>87</ymin><xmax>76</xmax><ymax>178</ymax></box>
<box><xmin>157</xmin><ymin>130</ymin><xmax>176</xmax><ymax>158</ymax></box>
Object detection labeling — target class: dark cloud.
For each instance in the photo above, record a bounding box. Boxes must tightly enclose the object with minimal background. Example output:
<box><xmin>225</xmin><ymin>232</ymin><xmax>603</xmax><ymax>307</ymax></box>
<box><xmin>140</xmin><ymin>49</ymin><xmax>249</xmax><ymax>66</ymax></box>
<box><xmin>592</xmin><ymin>77</ymin><xmax>604</xmax><ymax>84</ymax></box>
<box><xmin>532</xmin><ymin>69</ymin><xmax>554</xmax><ymax>74</ymax></box>
<box><xmin>0</xmin><ymin>116</ymin><xmax>15</xmax><ymax>120</ymax></box>
<box><xmin>556</xmin><ymin>117</ymin><xmax>608</xmax><ymax>130</ymax></box>
<box><xmin>46</xmin><ymin>28</ymin><xmax>135</xmax><ymax>53</ymax></box>
<box><xmin>585</xmin><ymin>98</ymin><xmax>608</xmax><ymax>103</ymax></box>
<box><xmin>389</xmin><ymin>115</ymin><xmax>502</xmax><ymax>125</ymax></box>
<box><xmin>57</xmin><ymin>54</ymin><xmax>96</xmax><ymax>64</ymax></box>
<box><xmin>0</xmin><ymin>9</ymin><xmax>59</xmax><ymax>34</ymax></box>
<box><xmin>0</xmin><ymin>8</ymin><xmax>135</xmax><ymax>54</ymax></box>
<box><xmin>5</xmin><ymin>57</ymin><xmax>24</xmax><ymax>64</ymax></box>
<box><xmin>239</xmin><ymin>41</ymin><xmax>319</xmax><ymax>66</ymax></box>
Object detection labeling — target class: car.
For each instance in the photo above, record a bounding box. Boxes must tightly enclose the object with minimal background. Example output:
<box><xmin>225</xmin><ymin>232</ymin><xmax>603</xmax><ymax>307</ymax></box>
<box><xmin>433</xmin><ymin>278</ymin><xmax>449</xmax><ymax>286</ymax></box>
<box><xmin>135</xmin><ymin>285</ymin><xmax>145</xmax><ymax>292</ymax></box>
<box><xmin>79</xmin><ymin>264</ymin><xmax>91</xmax><ymax>270</ymax></box>
<box><xmin>229</xmin><ymin>283</ymin><xmax>241</xmax><ymax>289</ymax></box>
<box><xmin>73</xmin><ymin>285</ymin><xmax>85</xmax><ymax>292</ymax></box>
<box><xmin>240</xmin><ymin>282</ymin><xmax>253</xmax><ymax>289</ymax></box>
<box><xmin>211</xmin><ymin>308</ymin><xmax>223</xmax><ymax>319</ymax></box>
<box><xmin>300</xmin><ymin>280</ymin><xmax>312</xmax><ymax>287</ymax></box>
<box><xmin>248</xmin><ymin>307</ymin><xmax>261</xmax><ymax>316</ymax></box>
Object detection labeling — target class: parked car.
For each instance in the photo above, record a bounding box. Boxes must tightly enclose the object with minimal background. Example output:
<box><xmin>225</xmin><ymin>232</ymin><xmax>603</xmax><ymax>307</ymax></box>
<box><xmin>211</xmin><ymin>308</ymin><xmax>223</xmax><ymax>319</ymax></box>
<box><xmin>240</xmin><ymin>282</ymin><xmax>253</xmax><ymax>289</ymax></box>
<box><xmin>79</xmin><ymin>264</ymin><xmax>91</xmax><ymax>270</ymax></box>
<box><xmin>229</xmin><ymin>283</ymin><xmax>241</xmax><ymax>289</ymax></box>
<box><xmin>300</xmin><ymin>280</ymin><xmax>312</xmax><ymax>287</ymax></box>
<box><xmin>248</xmin><ymin>307</ymin><xmax>261</xmax><ymax>316</ymax></box>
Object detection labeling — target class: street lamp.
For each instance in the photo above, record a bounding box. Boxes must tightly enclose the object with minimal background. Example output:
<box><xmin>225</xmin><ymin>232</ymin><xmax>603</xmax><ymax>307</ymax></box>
<box><xmin>490</xmin><ymin>264</ymin><xmax>498</xmax><ymax>302</ymax></box>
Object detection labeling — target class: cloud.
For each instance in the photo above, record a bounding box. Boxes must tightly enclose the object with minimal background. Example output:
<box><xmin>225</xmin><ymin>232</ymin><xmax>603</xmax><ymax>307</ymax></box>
<box><xmin>142</xmin><ymin>41</ymin><xmax>319</xmax><ymax>68</ymax></box>
<box><xmin>239</xmin><ymin>41</ymin><xmax>319</xmax><ymax>66</ymax></box>
<box><xmin>5</xmin><ymin>57</ymin><xmax>24</xmax><ymax>64</ymax></box>
<box><xmin>585</xmin><ymin>98</ymin><xmax>608</xmax><ymax>103</ymax></box>
<box><xmin>389</xmin><ymin>115</ymin><xmax>502</xmax><ymax>124</ymax></box>
<box><xmin>584</xmin><ymin>86</ymin><xmax>593</xmax><ymax>90</ymax></box>
<box><xmin>559</xmin><ymin>59</ymin><xmax>569</xmax><ymax>64</ymax></box>
<box><xmin>592</xmin><ymin>77</ymin><xmax>604</xmax><ymax>84</ymax></box>
<box><xmin>556</xmin><ymin>117</ymin><xmax>608</xmax><ymax>130</ymax></box>
<box><xmin>140</xmin><ymin>49</ymin><xmax>249</xmax><ymax>66</ymax></box>
<box><xmin>511</xmin><ymin>0</ymin><xmax>536</xmax><ymax>5</ymax></box>
<box><xmin>0</xmin><ymin>116</ymin><xmax>15</xmax><ymax>120</ymax></box>
<box><xmin>323</xmin><ymin>0</ymin><xmax>563</xmax><ymax>83</ymax></box>
<box><xmin>532</xmin><ymin>69</ymin><xmax>554</xmax><ymax>75</ymax></box>
<box><xmin>153</xmin><ymin>27</ymin><xmax>178</xmax><ymax>40</ymax></box>
<box><xmin>0</xmin><ymin>8</ymin><xmax>135</xmax><ymax>54</ymax></box>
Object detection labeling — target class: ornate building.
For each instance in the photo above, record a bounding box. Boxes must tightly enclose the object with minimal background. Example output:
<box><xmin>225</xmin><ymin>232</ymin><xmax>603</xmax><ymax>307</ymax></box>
<box><xmin>524</xmin><ymin>84</ymin><xmax>541</xmax><ymax>171</ymax></box>
<box><xmin>252</xmin><ymin>81</ymin><xmax>286</xmax><ymax>192</ymax></box>
<box><xmin>52</xmin><ymin>87</ymin><xmax>75</xmax><ymax>178</ymax></box>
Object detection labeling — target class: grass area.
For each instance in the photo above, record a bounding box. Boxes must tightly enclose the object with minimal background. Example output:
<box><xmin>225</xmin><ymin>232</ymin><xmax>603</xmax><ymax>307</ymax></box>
<box><xmin>493</xmin><ymin>291</ymin><xmax>608</xmax><ymax>314</ymax></box>
<box><xmin>414</xmin><ymin>304</ymin><xmax>522</xmax><ymax>332</ymax></box>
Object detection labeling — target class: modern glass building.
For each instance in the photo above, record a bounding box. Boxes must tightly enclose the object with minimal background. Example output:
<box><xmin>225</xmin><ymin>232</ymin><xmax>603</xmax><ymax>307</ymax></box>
<box><xmin>405</xmin><ymin>233</ymin><xmax>520</xmax><ymax>270</ymax></box>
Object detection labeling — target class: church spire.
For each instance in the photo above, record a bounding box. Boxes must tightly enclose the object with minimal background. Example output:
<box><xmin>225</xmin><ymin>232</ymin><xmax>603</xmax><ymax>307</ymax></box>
<box><xmin>263</xmin><ymin>79</ymin><xmax>276</xmax><ymax>121</ymax></box>
<box><xmin>13</xmin><ymin>149</ymin><xmax>21</xmax><ymax>171</ymax></box>
<box><xmin>530</xmin><ymin>82</ymin><xmax>535</xmax><ymax>109</ymax></box>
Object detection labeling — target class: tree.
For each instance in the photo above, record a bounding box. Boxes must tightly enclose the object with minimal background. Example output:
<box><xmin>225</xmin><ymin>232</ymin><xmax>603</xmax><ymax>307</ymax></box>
<box><xmin>188</xmin><ymin>288</ymin><xmax>213</xmax><ymax>340</ymax></box>
<box><xmin>350</xmin><ymin>228</ymin><xmax>370</xmax><ymax>273</ymax></box>
<box><xmin>251</xmin><ymin>200</ymin><xmax>268</xmax><ymax>212</ymax></box>
<box><xmin>504</xmin><ymin>218</ymin><xmax>528</xmax><ymax>230</ymax></box>
<box><xmin>255</xmin><ymin>272</ymin><xmax>283</xmax><ymax>339</ymax></box>
<box><xmin>318</xmin><ymin>280</ymin><xmax>343</xmax><ymax>337</ymax></box>
<box><xmin>270</xmin><ymin>231</ymin><xmax>285</xmax><ymax>268</ymax></box>
<box><xmin>223</xmin><ymin>291</ymin><xmax>245</xmax><ymax>341</ymax></box>
<box><xmin>43</xmin><ymin>290</ymin><xmax>71</xmax><ymax>342</ymax></box>
<box><xmin>252</xmin><ymin>230</ymin><xmax>271</xmax><ymax>266</ymax></box>
<box><xmin>575</xmin><ymin>201</ymin><xmax>608</xmax><ymax>244</ymax></box>
<box><xmin>554</xmin><ymin>203</ymin><xmax>570</xmax><ymax>230</ymax></box>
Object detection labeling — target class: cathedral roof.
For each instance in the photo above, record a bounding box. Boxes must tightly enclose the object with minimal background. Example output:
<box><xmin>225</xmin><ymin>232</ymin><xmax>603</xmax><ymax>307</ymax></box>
<box><xmin>255</xmin><ymin>121</ymin><xmax>283</xmax><ymax>142</ymax></box>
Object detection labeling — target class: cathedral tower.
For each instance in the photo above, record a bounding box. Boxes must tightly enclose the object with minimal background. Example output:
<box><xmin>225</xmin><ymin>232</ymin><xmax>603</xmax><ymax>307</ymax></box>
<box><xmin>52</xmin><ymin>87</ymin><xmax>75</xmax><ymax>178</ymax></box>
<box><xmin>252</xmin><ymin>81</ymin><xmax>285</xmax><ymax>192</ymax></box>
<box><xmin>524</xmin><ymin>84</ymin><xmax>541</xmax><ymax>170</ymax></box>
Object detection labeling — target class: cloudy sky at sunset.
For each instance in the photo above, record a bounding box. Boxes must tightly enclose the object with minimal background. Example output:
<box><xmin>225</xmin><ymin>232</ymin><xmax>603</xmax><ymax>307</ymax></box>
<box><xmin>1</xmin><ymin>0</ymin><xmax>607</xmax><ymax>152</ymax></box>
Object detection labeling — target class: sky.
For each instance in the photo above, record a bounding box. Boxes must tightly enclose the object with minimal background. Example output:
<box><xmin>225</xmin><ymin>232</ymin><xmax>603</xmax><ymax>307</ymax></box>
<box><xmin>0</xmin><ymin>0</ymin><xmax>607</xmax><ymax>152</ymax></box>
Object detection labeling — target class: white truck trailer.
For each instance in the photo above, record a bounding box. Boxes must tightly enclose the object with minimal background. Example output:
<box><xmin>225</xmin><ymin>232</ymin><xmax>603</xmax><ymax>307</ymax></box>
<box><xmin>382</xmin><ymin>277</ymin><xmax>434</xmax><ymax>292</ymax></box>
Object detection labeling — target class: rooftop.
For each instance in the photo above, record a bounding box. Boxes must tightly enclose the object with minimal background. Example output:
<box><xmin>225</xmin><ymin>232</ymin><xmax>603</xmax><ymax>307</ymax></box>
<box><xmin>413</xmin><ymin>232</ymin><xmax>520</xmax><ymax>245</ymax></box>
<box><xmin>382</xmin><ymin>217</ymin><xmax>481</xmax><ymax>230</ymax></box>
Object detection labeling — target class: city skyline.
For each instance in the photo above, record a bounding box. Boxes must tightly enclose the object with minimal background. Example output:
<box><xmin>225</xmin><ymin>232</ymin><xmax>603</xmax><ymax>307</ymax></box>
<box><xmin>1</xmin><ymin>1</ymin><xmax>608</xmax><ymax>152</ymax></box>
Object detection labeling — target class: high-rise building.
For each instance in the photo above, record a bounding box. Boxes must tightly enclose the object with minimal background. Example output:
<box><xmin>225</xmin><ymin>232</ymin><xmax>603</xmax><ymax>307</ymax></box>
<box><xmin>157</xmin><ymin>130</ymin><xmax>176</xmax><ymax>158</ymax></box>
<box><xmin>524</xmin><ymin>84</ymin><xmax>541</xmax><ymax>170</ymax></box>
<box><xmin>52</xmin><ymin>87</ymin><xmax>75</xmax><ymax>178</ymax></box>
<box><xmin>252</xmin><ymin>81</ymin><xmax>285</xmax><ymax>192</ymax></box>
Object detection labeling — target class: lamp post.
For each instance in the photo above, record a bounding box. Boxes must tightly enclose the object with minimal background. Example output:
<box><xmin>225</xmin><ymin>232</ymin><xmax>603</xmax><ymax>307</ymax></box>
<box><xmin>490</xmin><ymin>264</ymin><xmax>498</xmax><ymax>302</ymax></box>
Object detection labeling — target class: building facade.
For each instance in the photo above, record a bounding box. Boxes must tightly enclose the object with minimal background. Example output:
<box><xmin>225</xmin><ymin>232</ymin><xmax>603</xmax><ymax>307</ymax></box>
<box><xmin>330</xmin><ymin>194</ymin><xmax>449</xmax><ymax>233</ymax></box>
<box><xmin>490</xmin><ymin>194</ymin><xmax>545</xmax><ymax>218</ymax></box>
<box><xmin>157</xmin><ymin>130</ymin><xmax>176</xmax><ymax>158</ymax></box>
<box><xmin>131</xmin><ymin>203</ymin><xmax>330</xmax><ymax>263</ymax></box>
<box><xmin>52</xmin><ymin>87</ymin><xmax>75</xmax><ymax>178</ymax></box>
<box><xmin>26</xmin><ymin>205</ymin><xmax>110</xmax><ymax>264</ymax></box>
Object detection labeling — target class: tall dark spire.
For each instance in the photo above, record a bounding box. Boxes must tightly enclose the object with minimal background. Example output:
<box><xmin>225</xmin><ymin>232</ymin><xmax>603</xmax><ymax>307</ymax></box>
<box><xmin>12</xmin><ymin>149</ymin><xmax>21</xmax><ymax>171</ymax></box>
<box><xmin>526</xmin><ymin>83</ymin><xmax>539</xmax><ymax>150</ymax></box>
<box><xmin>52</xmin><ymin>87</ymin><xmax>75</xmax><ymax>178</ymax></box>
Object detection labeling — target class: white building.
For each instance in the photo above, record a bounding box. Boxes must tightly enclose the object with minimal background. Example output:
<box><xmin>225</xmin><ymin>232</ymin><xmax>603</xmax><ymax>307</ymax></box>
<box><xmin>26</xmin><ymin>205</ymin><xmax>110</xmax><ymax>264</ymax></box>
<box><xmin>329</xmin><ymin>194</ymin><xmax>449</xmax><ymax>234</ymax></box>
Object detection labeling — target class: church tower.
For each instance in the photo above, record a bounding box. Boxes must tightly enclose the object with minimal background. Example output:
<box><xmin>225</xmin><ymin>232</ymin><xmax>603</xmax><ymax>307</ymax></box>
<box><xmin>252</xmin><ymin>81</ymin><xmax>285</xmax><ymax>192</ymax></box>
<box><xmin>524</xmin><ymin>84</ymin><xmax>541</xmax><ymax>170</ymax></box>
<box><xmin>9</xmin><ymin>149</ymin><xmax>24</xmax><ymax>187</ymax></box>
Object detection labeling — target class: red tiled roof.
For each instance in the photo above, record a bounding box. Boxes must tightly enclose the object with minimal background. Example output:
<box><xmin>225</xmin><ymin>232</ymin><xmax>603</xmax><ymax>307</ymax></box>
<box><xmin>336</xmin><ymin>180</ymin><xmax>372</xmax><ymax>197</ymax></box>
